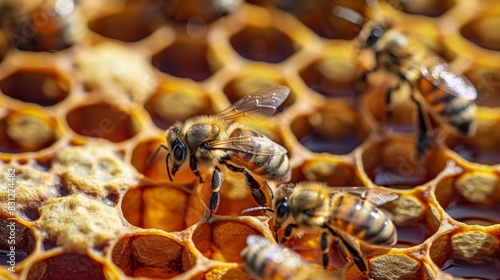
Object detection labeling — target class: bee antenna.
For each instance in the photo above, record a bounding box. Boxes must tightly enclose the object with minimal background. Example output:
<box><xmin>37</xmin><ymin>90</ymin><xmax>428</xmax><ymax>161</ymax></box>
<box><xmin>146</xmin><ymin>144</ymin><xmax>168</xmax><ymax>166</ymax></box>
<box><xmin>241</xmin><ymin>206</ymin><xmax>275</xmax><ymax>215</ymax></box>
<box><xmin>166</xmin><ymin>153</ymin><xmax>173</xmax><ymax>182</ymax></box>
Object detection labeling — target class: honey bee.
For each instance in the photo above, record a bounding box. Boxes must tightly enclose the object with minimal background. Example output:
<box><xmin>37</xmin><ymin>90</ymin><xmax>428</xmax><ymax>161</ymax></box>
<box><xmin>336</xmin><ymin>1</ymin><xmax>477</xmax><ymax>158</ymax></box>
<box><xmin>242</xmin><ymin>235</ymin><xmax>343</xmax><ymax>280</ymax></box>
<box><xmin>273</xmin><ymin>181</ymin><xmax>397</xmax><ymax>275</ymax></box>
<box><xmin>149</xmin><ymin>85</ymin><xmax>291</xmax><ymax>223</ymax></box>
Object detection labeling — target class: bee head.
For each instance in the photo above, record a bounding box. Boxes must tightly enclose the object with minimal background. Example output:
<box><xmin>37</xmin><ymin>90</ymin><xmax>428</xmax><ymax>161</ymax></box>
<box><xmin>273</xmin><ymin>184</ymin><xmax>294</xmax><ymax>240</ymax></box>
<box><xmin>165</xmin><ymin>122</ymin><xmax>188</xmax><ymax>181</ymax></box>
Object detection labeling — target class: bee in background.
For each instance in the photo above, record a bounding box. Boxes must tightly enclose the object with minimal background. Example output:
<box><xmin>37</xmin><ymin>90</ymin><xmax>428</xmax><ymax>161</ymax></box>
<box><xmin>335</xmin><ymin>0</ymin><xmax>477</xmax><ymax>158</ymax></box>
<box><xmin>273</xmin><ymin>181</ymin><xmax>397</xmax><ymax>275</ymax></box>
<box><xmin>149</xmin><ymin>86</ymin><xmax>291</xmax><ymax>223</ymax></box>
<box><xmin>241</xmin><ymin>235</ymin><xmax>343</xmax><ymax>280</ymax></box>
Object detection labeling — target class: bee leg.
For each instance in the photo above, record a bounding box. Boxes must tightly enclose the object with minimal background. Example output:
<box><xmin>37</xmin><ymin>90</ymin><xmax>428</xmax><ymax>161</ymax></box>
<box><xmin>242</xmin><ymin>169</ymin><xmax>269</xmax><ymax>209</ymax></box>
<box><xmin>356</xmin><ymin>68</ymin><xmax>376</xmax><ymax>97</ymax></box>
<box><xmin>385</xmin><ymin>83</ymin><xmax>401</xmax><ymax>125</ymax></box>
<box><xmin>337</xmin><ymin>239</ymin><xmax>351</xmax><ymax>264</ymax></box>
<box><xmin>224</xmin><ymin>162</ymin><xmax>271</xmax><ymax>214</ymax></box>
<box><xmin>325</xmin><ymin>225</ymin><xmax>368</xmax><ymax>275</ymax></box>
<box><xmin>280</xmin><ymin>224</ymin><xmax>297</xmax><ymax>244</ymax></box>
<box><xmin>207</xmin><ymin>166</ymin><xmax>223</xmax><ymax>224</ymax></box>
<box><xmin>189</xmin><ymin>156</ymin><xmax>204</xmax><ymax>183</ymax></box>
<box><xmin>411</xmin><ymin>95</ymin><xmax>433</xmax><ymax>159</ymax></box>
<box><xmin>321</xmin><ymin>232</ymin><xmax>329</xmax><ymax>269</ymax></box>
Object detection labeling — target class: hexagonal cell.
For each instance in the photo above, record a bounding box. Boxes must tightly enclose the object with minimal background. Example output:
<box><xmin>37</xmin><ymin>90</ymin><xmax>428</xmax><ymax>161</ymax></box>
<box><xmin>435</xmin><ymin>171</ymin><xmax>500</xmax><ymax>226</ymax></box>
<box><xmin>275</xmin><ymin>0</ymin><xmax>365</xmax><ymax>40</ymax></box>
<box><xmin>396</xmin><ymin>0</ymin><xmax>455</xmax><ymax>17</ymax></box>
<box><xmin>112</xmin><ymin>234</ymin><xmax>196</xmax><ymax>278</ymax></box>
<box><xmin>388</xmin><ymin>202</ymin><xmax>441</xmax><ymax>248</ymax></box>
<box><xmin>361</xmin><ymin>135</ymin><xmax>448</xmax><ymax>189</ymax></box>
<box><xmin>4</xmin><ymin>0</ymin><xmax>76</xmax><ymax>51</ymax></box>
<box><xmin>222</xmin><ymin>70</ymin><xmax>295</xmax><ymax>113</ymax></box>
<box><xmin>144</xmin><ymin>83</ymin><xmax>215</xmax><ymax>130</ymax></box>
<box><xmin>466</xmin><ymin>68</ymin><xmax>500</xmax><ymax>107</ymax></box>
<box><xmin>437</xmin><ymin>230</ymin><xmax>500</xmax><ymax>279</ymax></box>
<box><xmin>152</xmin><ymin>39</ymin><xmax>222</xmax><ymax>82</ymax></box>
<box><xmin>0</xmin><ymin>220</ymin><xmax>35</xmax><ymax>265</ymax></box>
<box><xmin>0</xmin><ymin>68</ymin><xmax>70</xmax><ymax>106</ymax></box>
<box><xmin>441</xmin><ymin>258</ymin><xmax>500</xmax><ymax>280</ymax></box>
<box><xmin>0</xmin><ymin>109</ymin><xmax>61</xmax><ymax>153</ymax></box>
<box><xmin>66</xmin><ymin>102</ymin><xmax>141</xmax><ymax>143</ymax></box>
<box><xmin>122</xmin><ymin>184</ymin><xmax>204</xmax><ymax>232</ymax></box>
<box><xmin>299</xmin><ymin>52</ymin><xmax>362</xmax><ymax>99</ymax></box>
<box><xmin>192</xmin><ymin>219</ymin><xmax>267</xmax><ymax>262</ymax></box>
<box><xmin>88</xmin><ymin>9</ymin><xmax>162</xmax><ymax>42</ymax></box>
<box><xmin>291</xmin><ymin>156</ymin><xmax>364</xmax><ymax>187</ymax></box>
<box><xmin>229</xmin><ymin>26</ymin><xmax>297</xmax><ymax>63</ymax></box>
<box><xmin>369</xmin><ymin>254</ymin><xmax>423</xmax><ymax>280</ymax></box>
<box><xmin>461</xmin><ymin>13</ymin><xmax>500</xmax><ymax>52</ymax></box>
<box><xmin>291</xmin><ymin>102</ymin><xmax>370</xmax><ymax>155</ymax></box>
<box><xmin>26</xmin><ymin>253</ymin><xmax>110</xmax><ymax>280</ymax></box>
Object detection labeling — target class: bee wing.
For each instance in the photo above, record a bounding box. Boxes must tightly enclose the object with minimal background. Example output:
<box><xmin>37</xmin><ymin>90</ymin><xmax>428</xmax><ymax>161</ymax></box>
<box><xmin>327</xmin><ymin>186</ymin><xmax>398</xmax><ymax>205</ymax></box>
<box><xmin>209</xmin><ymin>136</ymin><xmax>288</xmax><ymax>156</ymax></box>
<box><xmin>216</xmin><ymin>85</ymin><xmax>290</xmax><ymax>121</ymax></box>
<box><xmin>419</xmin><ymin>56</ymin><xmax>477</xmax><ymax>101</ymax></box>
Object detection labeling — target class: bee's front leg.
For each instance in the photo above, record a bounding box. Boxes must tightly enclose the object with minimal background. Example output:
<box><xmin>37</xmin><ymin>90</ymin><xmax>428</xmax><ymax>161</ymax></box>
<box><xmin>190</xmin><ymin>155</ymin><xmax>204</xmax><ymax>183</ymax></box>
<box><xmin>280</xmin><ymin>223</ymin><xmax>297</xmax><ymax>244</ymax></box>
<box><xmin>207</xmin><ymin>166</ymin><xmax>223</xmax><ymax>224</ymax></box>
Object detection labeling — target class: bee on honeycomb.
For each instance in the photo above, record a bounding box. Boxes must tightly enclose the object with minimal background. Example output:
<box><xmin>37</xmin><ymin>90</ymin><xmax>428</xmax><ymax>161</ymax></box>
<box><xmin>0</xmin><ymin>0</ymin><xmax>499</xmax><ymax>279</ymax></box>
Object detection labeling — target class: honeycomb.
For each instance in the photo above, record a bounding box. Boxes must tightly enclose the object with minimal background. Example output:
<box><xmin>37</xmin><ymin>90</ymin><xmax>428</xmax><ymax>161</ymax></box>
<box><xmin>0</xmin><ymin>0</ymin><xmax>499</xmax><ymax>279</ymax></box>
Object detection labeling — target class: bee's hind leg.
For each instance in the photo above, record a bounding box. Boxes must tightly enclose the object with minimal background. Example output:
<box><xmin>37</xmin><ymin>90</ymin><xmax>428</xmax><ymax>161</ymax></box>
<box><xmin>410</xmin><ymin>94</ymin><xmax>433</xmax><ymax>159</ymax></box>
<box><xmin>224</xmin><ymin>162</ymin><xmax>271</xmax><ymax>216</ymax></box>
<box><xmin>207</xmin><ymin>166</ymin><xmax>223</xmax><ymax>224</ymax></box>
<box><xmin>325</xmin><ymin>225</ymin><xmax>368</xmax><ymax>275</ymax></box>
<box><xmin>321</xmin><ymin>232</ymin><xmax>330</xmax><ymax>269</ymax></box>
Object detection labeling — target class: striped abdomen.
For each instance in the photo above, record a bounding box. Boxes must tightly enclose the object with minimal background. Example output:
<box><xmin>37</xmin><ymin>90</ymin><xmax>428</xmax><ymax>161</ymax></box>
<box><xmin>227</xmin><ymin>129</ymin><xmax>291</xmax><ymax>182</ymax></box>
<box><xmin>242</xmin><ymin>236</ymin><xmax>339</xmax><ymax>280</ymax></box>
<box><xmin>329</xmin><ymin>194</ymin><xmax>396</xmax><ymax>246</ymax></box>
<box><xmin>417</xmin><ymin>77</ymin><xmax>477</xmax><ymax>135</ymax></box>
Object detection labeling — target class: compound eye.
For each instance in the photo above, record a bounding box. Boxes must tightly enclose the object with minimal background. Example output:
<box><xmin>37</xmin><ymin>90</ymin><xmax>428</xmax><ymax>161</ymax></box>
<box><xmin>275</xmin><ymin>199</ymin><xmax>290</xmax><ymax>220</ymax></box>
<box><xmin>172</xmin><ymin>139</ymin><xmax>186</xmax><ymax>162</ymax></box>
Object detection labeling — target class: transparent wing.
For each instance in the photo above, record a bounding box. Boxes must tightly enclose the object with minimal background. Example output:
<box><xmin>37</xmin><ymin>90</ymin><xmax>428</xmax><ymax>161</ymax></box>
<box><xmin>217</xmin><ymin>85</ymin><xmax>290</xmax><ymax>121</ymax></box>
<box><xmin>326</xmin><ymin>186</ymin><xmax>398</xmax><ymax>205</ymax></box>
<box><xmin>209</xmin><ymin>136</ymin><xmax>288</xmax><ymax>156</ymax></box>
<box><xmin>419</xmin><ymin>56</ymin><xmax>477</xmax><ymax>101</ymax></box>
